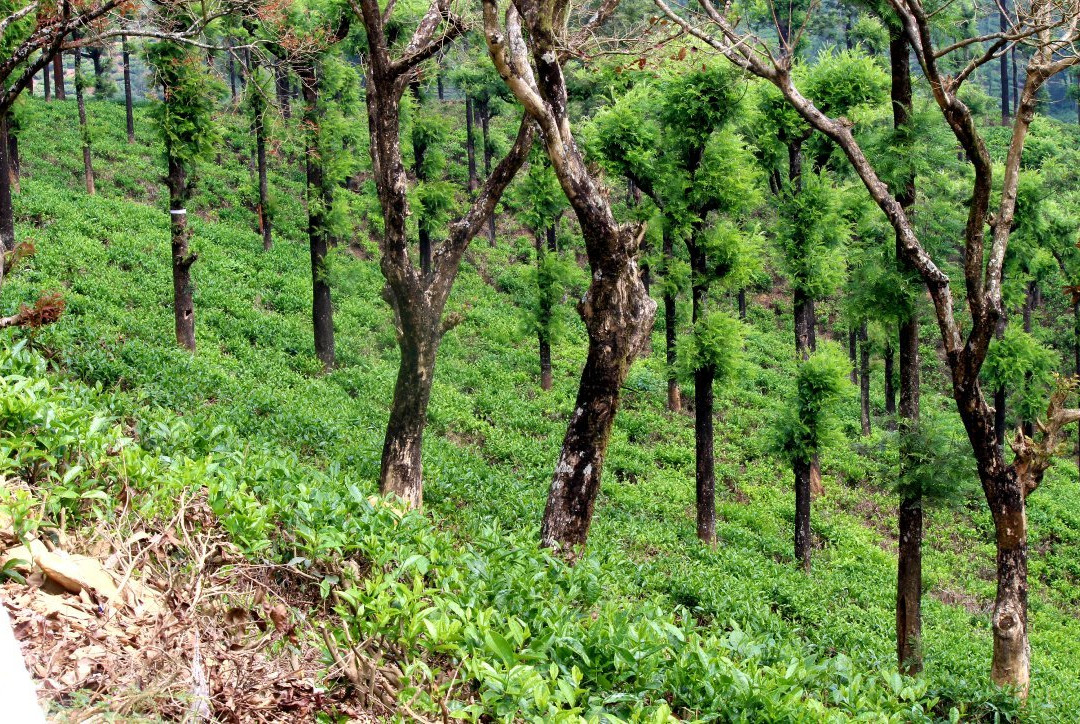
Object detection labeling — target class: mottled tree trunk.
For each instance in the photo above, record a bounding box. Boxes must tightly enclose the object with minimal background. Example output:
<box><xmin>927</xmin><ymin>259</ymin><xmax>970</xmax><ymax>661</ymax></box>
<box><xmin>663</xmin><ymin>227</ymin><xmax>680</xmax><ymax>412</ymax></box>
<box><xmin>301</xmin><ymin>65</ymin><xmax>335</xmax><ymax>370</ymax></box>
<box><xmin>381</xmin><ymin>330</ymin><xmax>438</xmax><ymax>508</ymax></box>
<box><xmin>43</xmin><ymin>58</ymin><xmax>51</xmax><ymax>101</ymax></box>
<box><xmin>989</xmin><ymin>471</ymin><xmax>1030</xmax><ymax>692</ymax></box>
<box><xmin>859</xmin><ymin>322</ymin><xmax>871</xmax><ymax>436</ymax></box>
<box><xmin>539</xmin><ymin>252</ymin><xmax>654</xmax><ymax>549</ymax></box>
<box><xmin>167</xmin><ymin>158</ymin><xmax>195</xmax><ymax>351</ymax></box>
<box><xmin>122</xmin><ymin>36</ymin><xmax>135</xmax><ymax>144</ymax></box>
<box><xmin>74</xmin><ymin>45</ymin><xmax>95</xmax><ymax>195</ymax></box>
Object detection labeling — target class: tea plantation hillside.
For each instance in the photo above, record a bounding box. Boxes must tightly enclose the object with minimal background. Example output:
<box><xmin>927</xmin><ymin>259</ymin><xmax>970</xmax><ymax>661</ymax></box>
<box><xmin>3</xmin><ymin>97</ymin><xmax>1080</xmax><ymax>722</ymax></box>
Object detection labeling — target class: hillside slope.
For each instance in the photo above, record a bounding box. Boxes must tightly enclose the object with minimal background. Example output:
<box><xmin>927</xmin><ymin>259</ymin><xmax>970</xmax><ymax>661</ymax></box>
<box><xmin>3</xmin><ymin>97</ymin><xmax>1080</xmax><ymax>721</ymax></box>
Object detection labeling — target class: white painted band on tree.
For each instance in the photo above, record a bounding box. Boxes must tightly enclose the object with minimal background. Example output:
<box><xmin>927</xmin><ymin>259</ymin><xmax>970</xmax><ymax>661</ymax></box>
<box><xmin>170</xmin><ymin>209</ymin><xmax>187</xmax><ymax>215</ymax></box>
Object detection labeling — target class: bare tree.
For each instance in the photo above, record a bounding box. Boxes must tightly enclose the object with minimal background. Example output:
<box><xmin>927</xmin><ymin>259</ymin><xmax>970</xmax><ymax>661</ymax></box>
<box><xmin>350</xmin><ymin>0</ymin><xmax>535</xmax><ymax>509</ymax></box>
<box><xmin>654</xmin><ymin>0</ymin><xmax>1080</xmax><ymax>695</ymax></box>
<box><xmin>484</xmin><ymin>0</ymin><xmax>657</xmax><ymax>550</ymax></box>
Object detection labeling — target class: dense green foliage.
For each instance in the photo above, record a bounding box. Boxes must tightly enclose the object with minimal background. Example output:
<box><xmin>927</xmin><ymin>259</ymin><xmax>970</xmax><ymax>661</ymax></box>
<box><xmin>4</xmin><ymin>96</ymin><xmax>1080</xmax><ymax>721</ymax></box>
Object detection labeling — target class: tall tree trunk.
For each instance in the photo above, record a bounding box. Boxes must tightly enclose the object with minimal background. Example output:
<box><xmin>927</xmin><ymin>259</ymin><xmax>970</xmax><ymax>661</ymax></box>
<box><xmin>276</xmin><ymin>65</ymin><xmax>291</xmax><ymax>120</ymax></box>
<box><xmin>990</xmin><ymin>487</ymin><xmax>1030</xmax><ymax>692</ymax></box>
<box><xmin>789</xmin><ymin>140</ymin><xmax>822</xmax><ymax>501</ymax></box>
<box><xmin>74</xmin><ymin>45</ymin><xmax>95</xmax><ymax>195</ymax></box>
<box><xmin>848</xmin><ymin>327</ymin><xmax>858</xmax><ymax>384</ymax></box>
<box><xmin>0</xmin><ymin>113</ymin><xmax>14</xmax><ymax>252</ymax></box>
<box><xmin>227</xmin><ymin>41</ymin><xmax>237</xmax><ymax>101</ymax></box>
<box><xmin>167</xmin><ymin>157</ymin><xmax>195</xmax><ymax>351</ymax></box>
<box><xmin>859</xmin><ymin>322</ymin><xmax>871</xmax><ymax>436</ymax></box>
<box><xmin>690</xmin><ymin>242</ymin><xmax>715</xmax><ymax>543</ymax></box>
<box><xmin>122</xmin><ymin>36</ymin><xmax>135</xmax><ymax>144</ymax></box>
<box><xmin>300</xmin><ymin>65</ymin><xmax>335</xmax><ymax>370</ymax></box>
<box><xmin>738</xmin><ymin>287</ymin><xmax>746</xmax><ymax>320</ymax></box>
<box><xmin>381</xmin><ymin>329</ymin><xmax>438</xmax><ymax>508</ymax></box>
<box><xmin>884</xmin><ymin>340</ymin><xmax>896</xmax><ymax>418</ymax></box>
<box><xmin>479</xmin><ymin>102</ymin><xmax>495</xmax><ymax>245</ymax></box>
<box><xmin>537</xmin><ymin>227</ymin><xmax>554</xmax><ymax>390</ymax></box>
<box><xmin>255</xmin><ymin>98</ymin><xmax>271</xmax><ymax>250</ymax></box>
<box><xmin>793</xmin><ymin>284</ymin><xmax>819</xmax><ymax>561</ymax></box>
<box><xmin>7</xmin><ymin>132</ymin><xmax>19</xmax><ymax>194</ymax></box>
<box><xmin>793</xmin><ymin>456</ymin><xmax>812</xmax><ymax>572</ymax></box>
<box><xmin>1075</xmin><ymin>300</ymin><xmax>1080</xmax><ymax>478</ymax></box>
<box><xmin>53</xmin><ymin>52</ymin><xmax>65</xmax><ymax>100</ymax></box>
<box><xmin>539</xmin><ymin>245</ymin><xmax>654</xmax><ymax>549</ymax></box>
<box><xmin>249</xmin><ymin>57</ymin><xmax>272</xmax><ymax>250</ymax></box>
<box><xmin>465</xmin><ymin>95</ymin><xmax>478</xmax><ymax>193</ymax></box>
<box><xmin>89</xmin><ymin>47</ymin><xmax>103</xmax><ymax>85</ymax></box>
<box><xmin>896</xmin><ymin>312</ymin><xmax>922</xmax><ymax>674</ymax></box>
<box><xmin>663</xmin><ymin>226</ymin><xmax>680</xmax><ymax>412</ymax></box>
<box><xmin>892</xmin><ymin>25</ymin><xmax>923</xmax><ymax>675</ymax></box>
<box><xmin>484</xmin><ymin>0</ymin><xmax>656</xmax><ymax>550</ymax></box>
<box><xmin>43</xmin><ymin>58</ymin><xmax>51</xmax><ymax>101</ymax></box>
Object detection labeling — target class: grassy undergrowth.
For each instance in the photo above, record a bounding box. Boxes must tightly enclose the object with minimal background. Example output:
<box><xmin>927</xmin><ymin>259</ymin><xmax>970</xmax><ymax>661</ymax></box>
<box><xmin>3</xmin><ymin>96</ymin><xmax>1080</xmax><ymax>721</ymax></box>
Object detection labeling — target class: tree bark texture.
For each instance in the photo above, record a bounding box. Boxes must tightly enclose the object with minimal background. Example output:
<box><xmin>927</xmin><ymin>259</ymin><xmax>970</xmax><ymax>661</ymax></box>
<box><xmin>167</xmin><ymin>157</ymin><xmax>195</xmax><ymax>351</ymax></box>
<box><xmin>74</xmin><ymin>45</ymin><xmax>95</xmax><ymax>195</ymax></box>
<box><xmin>890</xmin><ymin>24</ymin><xmax>924</xmax><ymax>675</ymax></box>
<box><xmin>884</xmin><ymin>340</ymin><xmax>896</xmax><ymax>418</ymax></box>
<box><xmin>859</xmin><ymin>322</ymin><xmax>871</xmax><ymax>436</ymax></box>
<box><xmin>649</xmin><ymin>0</ymin><xmax>1077</xmax><ymax>691</ymax></box>
<box><xmin>483</xmin><ymin>0</ymin><xmax>657</xmax><ymax>550</ymax></box>
<box><xmin>0</xmin><ymin>113</ymin><xmax>13</xmax><ymax>252</ymax></box>
<box><xmin>53</xmin><ymin>52</ymin><xmax>65</xmax><ymax>100</ymax></box>
<box><xmin>537</xmin><ymin>224</ymin><xmax>556</xmax><ymax>390</ymax></box>
<box><xmin>794</xmin><ymin>456</ymin><xmax>812</xmax><ymax>572</ymax></box>
<box><xmin>251</xmin><ymin>59</ymin><xmax>272</xmax><ymax>250</ymax></box>
<box><xmin>663</xmin><ymin>227</ymin><xmax>680</xmax><ymax>412</ymax></box>
<box><xmin>478</xmin><ymin>101</ymin><xmax>496</xmax><ymax>245</ymax></box>
<box><xmin>300</xmin><ymin>64</ymin><xmax>335</xmax><ymax>370</ymax></box>
<box><xmin>122</xmin><ymin>36</ymin><xmax>135</xmax><ymax>143</ymax></box>
<box><xmin>690</xmin><ymin>241</ymin><xmax>715</xmax><ymax>543</ymax></box>
<box><xmin>848</xmin><ymin>327</ymin><xmax>857</xmax><ymax>384</ymax></box>
<box><xmin>359</xmin><ymin>0</ymin><xmax>533</xmax><ymax>510</ymax></box>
